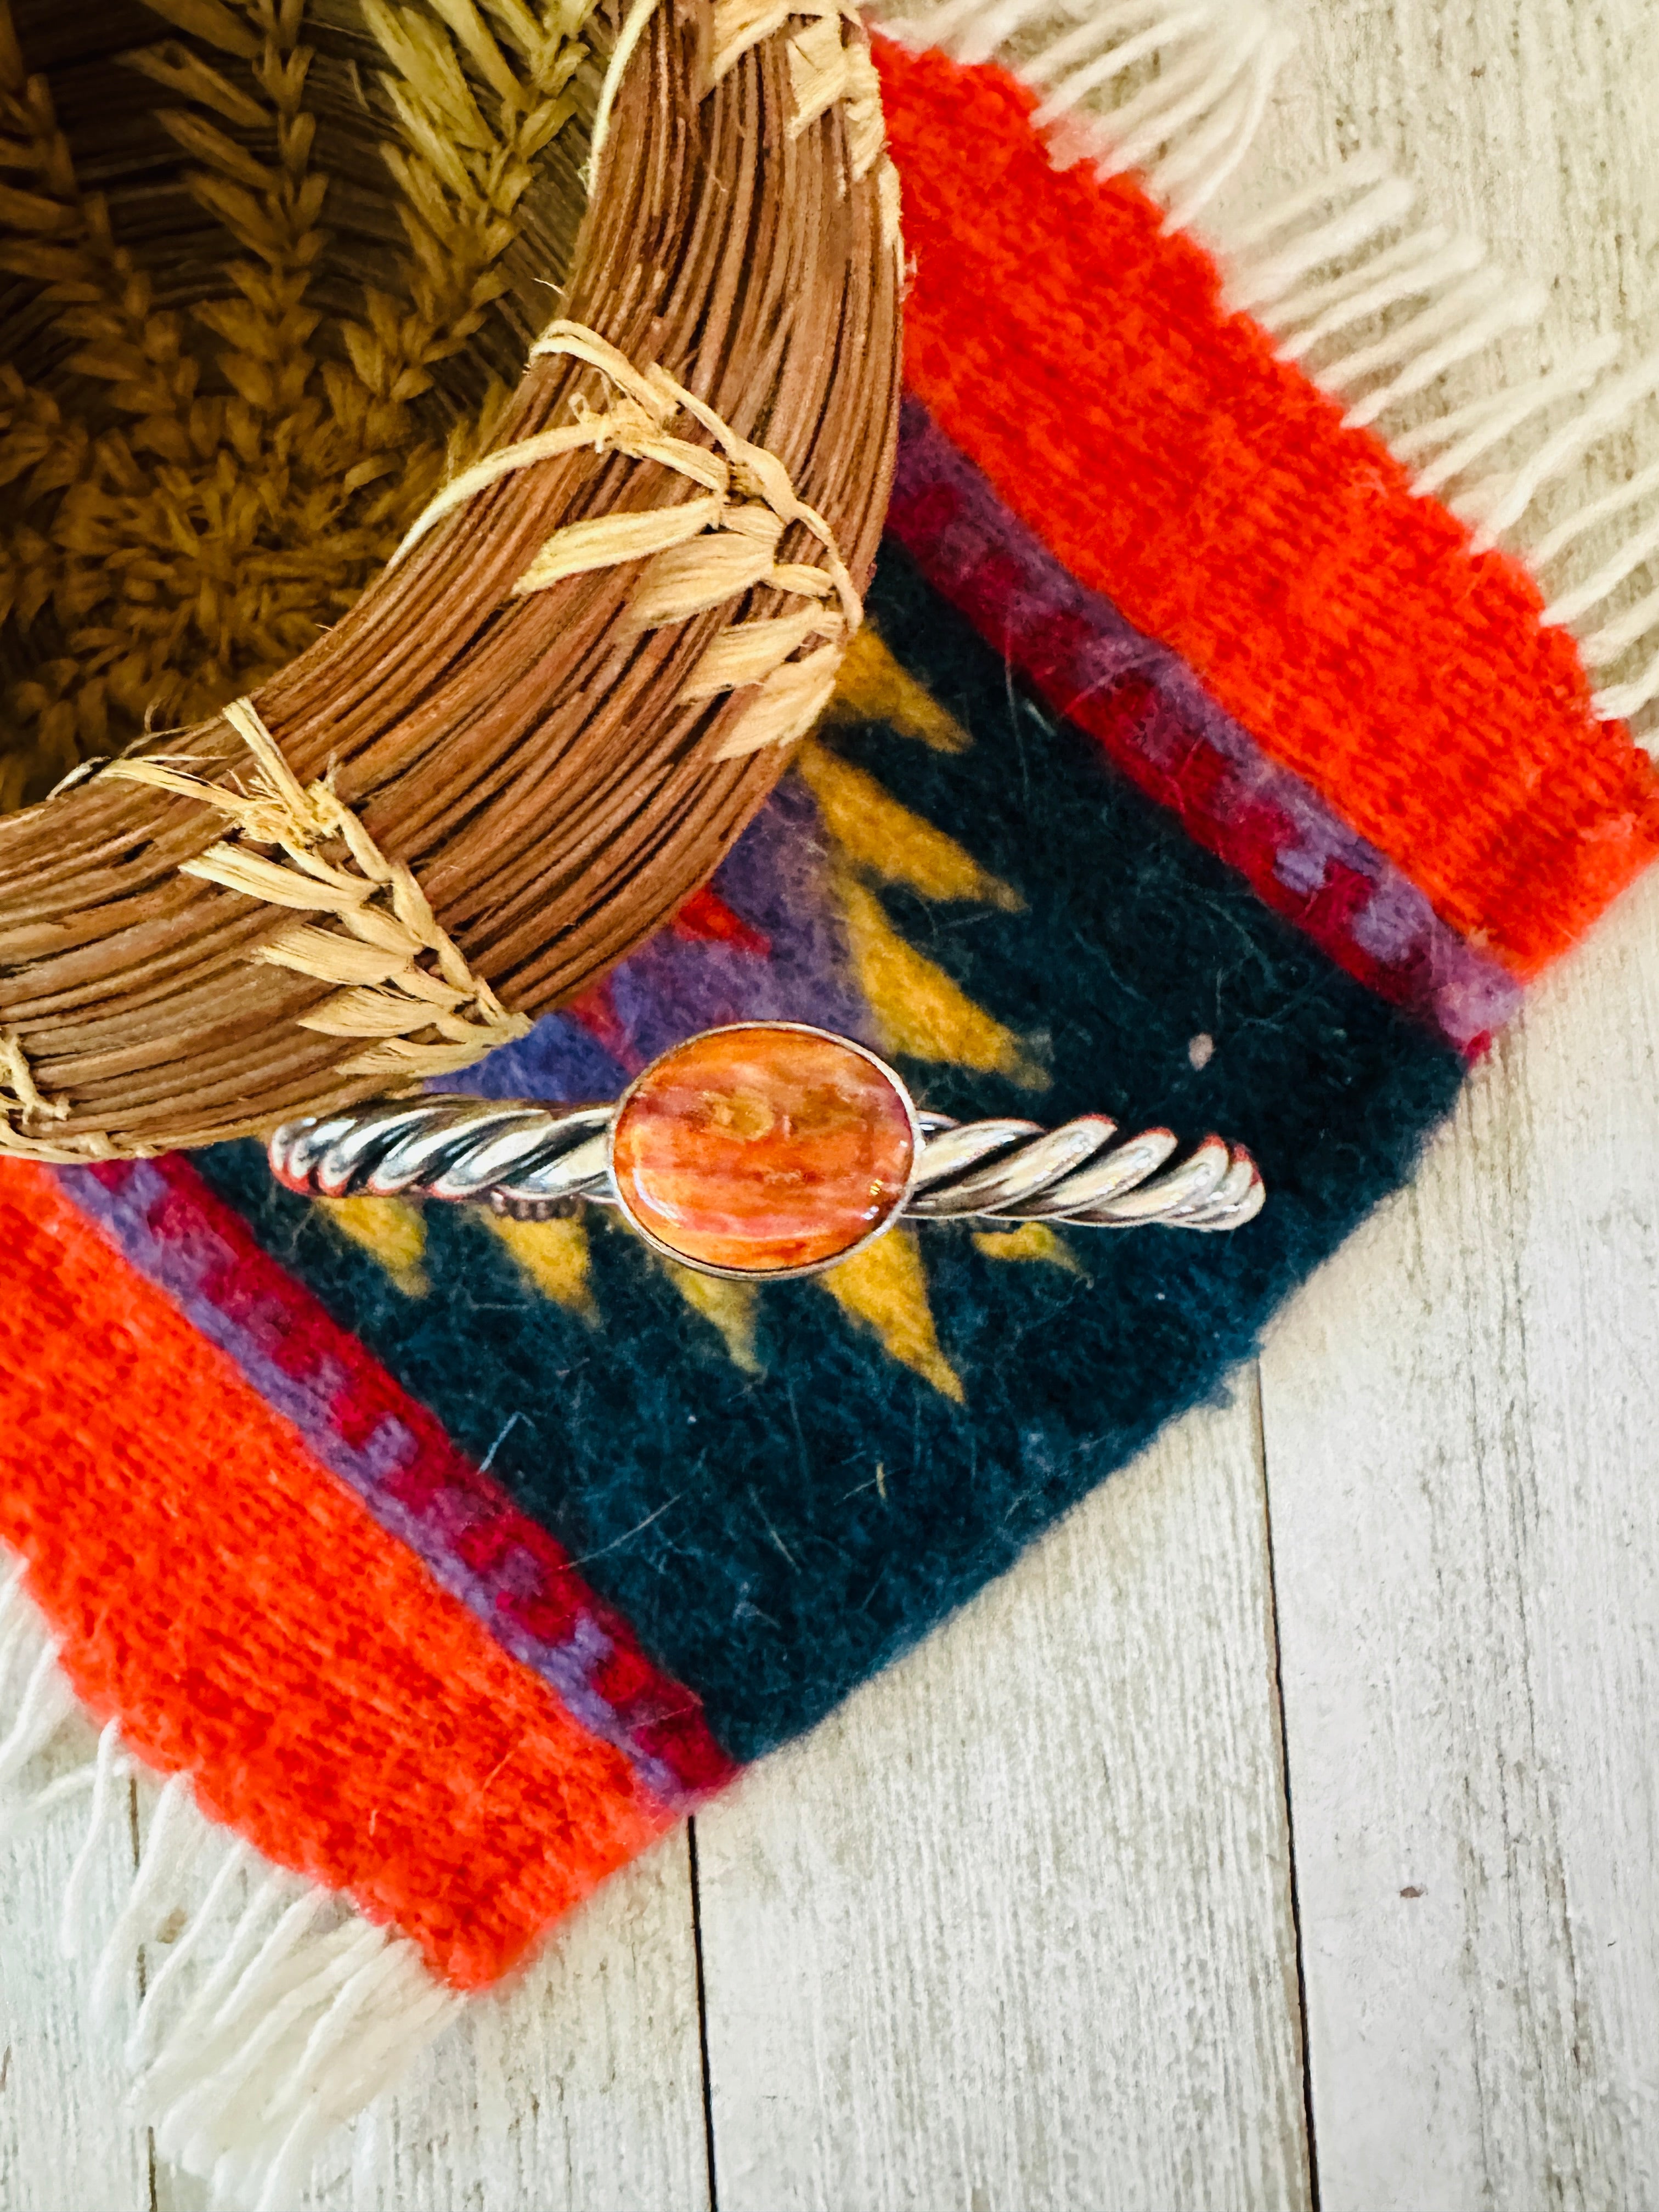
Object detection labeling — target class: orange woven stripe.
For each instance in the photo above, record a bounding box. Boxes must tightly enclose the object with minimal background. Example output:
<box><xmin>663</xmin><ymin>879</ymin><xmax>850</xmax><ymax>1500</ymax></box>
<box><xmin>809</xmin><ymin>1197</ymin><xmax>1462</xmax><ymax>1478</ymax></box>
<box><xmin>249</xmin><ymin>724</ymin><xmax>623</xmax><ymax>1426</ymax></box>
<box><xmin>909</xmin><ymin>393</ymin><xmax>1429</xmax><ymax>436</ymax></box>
<box><xmin>876</xmin><ymin>38</ymin><xmax>1659</xmax><ymax>978</ymax></box>
<box><xmin>0</xmin><ymin>1161</ymin><xmax>669</xmax><ymax>1991</ymax></box>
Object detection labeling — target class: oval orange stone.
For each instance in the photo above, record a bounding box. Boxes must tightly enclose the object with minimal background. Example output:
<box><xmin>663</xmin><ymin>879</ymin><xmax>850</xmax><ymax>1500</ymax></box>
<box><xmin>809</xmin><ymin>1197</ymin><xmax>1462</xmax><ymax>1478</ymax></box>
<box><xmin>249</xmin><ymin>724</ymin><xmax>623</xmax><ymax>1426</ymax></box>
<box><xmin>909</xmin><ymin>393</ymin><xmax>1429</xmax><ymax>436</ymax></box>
<box><xmin>611</xmin><ymin>1025</ymin><xmax>917</xmax><ymax>1277</ymax></box>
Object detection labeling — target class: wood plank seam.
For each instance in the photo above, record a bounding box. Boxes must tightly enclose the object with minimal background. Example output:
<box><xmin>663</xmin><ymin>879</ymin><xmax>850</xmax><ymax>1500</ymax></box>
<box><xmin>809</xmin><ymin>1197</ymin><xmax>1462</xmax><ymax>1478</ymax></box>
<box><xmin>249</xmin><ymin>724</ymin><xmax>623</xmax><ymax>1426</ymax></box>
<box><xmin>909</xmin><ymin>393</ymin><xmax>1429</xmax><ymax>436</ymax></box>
<box><xmin>1252</xmin><ymin>1360</ymin><xmax>1325</xmax><ymax>2212</ymax></box>
<box><xmin>689</xmin><ymin>1820</ymin><xmax>721</xmax><ymax>2212</ymax></box>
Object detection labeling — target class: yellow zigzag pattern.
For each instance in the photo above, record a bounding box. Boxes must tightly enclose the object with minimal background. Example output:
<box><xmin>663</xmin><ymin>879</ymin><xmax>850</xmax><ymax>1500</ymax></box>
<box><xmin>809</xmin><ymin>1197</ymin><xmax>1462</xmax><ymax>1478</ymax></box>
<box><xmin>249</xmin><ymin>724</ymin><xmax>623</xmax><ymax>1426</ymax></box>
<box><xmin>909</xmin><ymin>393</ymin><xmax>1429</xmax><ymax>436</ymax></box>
<box><xmin>822</xmin><ymin>626</ymin><xmax>969</xmax><ymax>752</ymax></box>
<box><xmin>488</xmin><ymin>1212</ymin><xmax>594</xmax><ymax>1321</ymax></box>
<box><xmin>834</xmin><ymin>872</ymin><xmax>1045</xmax><ymax>1091</ymax></box>
<box><xmin>795</xmin><ymin>741</ymin><xmax>1020</xmax><ymax>911</ymax></box>
<box><xmin>658</xmin><ymin>1262</ymin><xmax>760</xmax><ymax>1374</ymax></box>
<box><xmin>973</xmin><ymin>1222</ymin><xmax>1082</xmax><ymax>1273</ymax></box>
<box><xmin>317</xmin><ymin>1195</ymin><xmax>427</xmax><ymax>1297</ymax></box>
<box><xmin>819</xmin><ymin>1227</ymin><xmax>964</xmax><ymax>1402</ymax></box>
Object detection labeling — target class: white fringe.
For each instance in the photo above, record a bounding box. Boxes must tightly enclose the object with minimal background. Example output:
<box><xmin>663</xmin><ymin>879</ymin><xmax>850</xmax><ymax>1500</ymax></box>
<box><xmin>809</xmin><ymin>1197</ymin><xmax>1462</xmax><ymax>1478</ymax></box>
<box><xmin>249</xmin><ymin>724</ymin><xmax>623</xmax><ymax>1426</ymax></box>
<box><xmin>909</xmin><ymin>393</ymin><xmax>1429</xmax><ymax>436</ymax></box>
<box><xmin>1460</xmin><ymin>352</ymin><xmax>1659</xmax><ymax>543</ymax></box>
<box><xmin>1266</xmin><ymin>229</ymin><xmax>1482</xmax><ymax>358</ymax></box>
<box><xmin>1217</xmin><ymin>144</ymin><xmax>1659</xmax><ymax>733</ymax></box>
<box><xmin>1590</xmin><ymin>658</ymin><xmax>1659</xmax><ymax>727</ymax></box>
<box><xmin>882</xmin><ymin>0</ymin><xmax>1659</xmax><ymax>746</ymax></box>
<box><xmin>1339</xmin><ymin>273</ymin><xmax>1549</xmax><ymax>432</ymax></box>
<box><xmin>0</xmin><ymin>1556</ymin><xmax>464</xmax><ymax>2212</ymax></box>
<box><xmin>1395</xmin><ymin>343</ymin><xmax>1621</xmax><ymax>494</ymax></box>
<box><xmin>1226</xmin><ymin>163</ymin><xmax>1416</xmax><ymax>313</ymax></box>
<box><xmin>1534</xmin><ymin>452</ymin><xmax>1659</xmax><ymax>721</ymax></box>
<box><xmin>1531</xmin><ymin>453</ymin><xmax>1659</xmax><ymax>573</ymax></box>
<box><xmin>890</xmin><ymin>0</ymin><xmax>1292</xmax><ymax>226</ymax></box>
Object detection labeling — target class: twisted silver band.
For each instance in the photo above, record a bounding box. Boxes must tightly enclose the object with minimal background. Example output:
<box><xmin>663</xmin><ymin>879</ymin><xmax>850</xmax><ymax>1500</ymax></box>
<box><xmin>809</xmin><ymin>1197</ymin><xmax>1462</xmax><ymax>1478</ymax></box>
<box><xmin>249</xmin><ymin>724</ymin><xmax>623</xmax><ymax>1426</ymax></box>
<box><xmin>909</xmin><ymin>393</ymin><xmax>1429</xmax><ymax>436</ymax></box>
<box><xmin>269</xmin><ymin>1094</ymin><xmax>1264</xmax><ymax>1235</ymax></box>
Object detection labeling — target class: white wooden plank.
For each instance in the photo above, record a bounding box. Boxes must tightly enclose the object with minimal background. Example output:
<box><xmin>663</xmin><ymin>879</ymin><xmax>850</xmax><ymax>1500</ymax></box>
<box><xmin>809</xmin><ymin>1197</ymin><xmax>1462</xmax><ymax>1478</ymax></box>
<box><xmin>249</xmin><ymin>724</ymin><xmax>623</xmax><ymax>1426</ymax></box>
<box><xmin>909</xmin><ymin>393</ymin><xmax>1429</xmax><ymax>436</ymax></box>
<box><xmin>695</xmin><ymin>1400</ymin><xmax>1311</xmax><ymax>2212</ymax></box>
<box><xmin>1255</xmin><ymin>2</ymin><xmax>1659</xmax><ymax>2205</ymax></box>
<box><xmin>1263</xmin><ymin>876</ymin><xmax>1659</xmax><ymax>2210</ymax></box>
<box><xmin>0</xmin><ymin>1717</ymin><xmax>153</xmax><ymax>2212</ymax></box>
<box><xmin>354</xmin><ymin>1834</ymin><xmax>709</xmax><ymax>2212</ymax></box>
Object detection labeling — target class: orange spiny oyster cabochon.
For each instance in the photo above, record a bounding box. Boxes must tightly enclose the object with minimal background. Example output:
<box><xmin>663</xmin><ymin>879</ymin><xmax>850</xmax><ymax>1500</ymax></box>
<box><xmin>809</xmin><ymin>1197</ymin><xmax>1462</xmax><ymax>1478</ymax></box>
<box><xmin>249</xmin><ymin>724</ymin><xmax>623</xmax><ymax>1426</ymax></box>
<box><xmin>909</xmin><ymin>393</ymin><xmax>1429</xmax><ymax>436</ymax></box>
<box><xmin>610</xmin><ymin>1025</ymin><xmax>918</xmax><ymax>1277</ymax></box>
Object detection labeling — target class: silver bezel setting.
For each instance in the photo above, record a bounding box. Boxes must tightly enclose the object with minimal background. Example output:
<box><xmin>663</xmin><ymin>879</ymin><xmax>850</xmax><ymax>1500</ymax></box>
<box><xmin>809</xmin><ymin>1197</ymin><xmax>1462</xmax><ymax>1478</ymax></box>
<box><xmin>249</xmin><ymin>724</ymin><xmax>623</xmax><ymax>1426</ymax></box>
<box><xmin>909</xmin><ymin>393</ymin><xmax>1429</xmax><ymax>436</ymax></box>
<box><xmin>605</xmin><ymin>1020</ymin><xmax>924</xmax><ymax>1284</ymax></box>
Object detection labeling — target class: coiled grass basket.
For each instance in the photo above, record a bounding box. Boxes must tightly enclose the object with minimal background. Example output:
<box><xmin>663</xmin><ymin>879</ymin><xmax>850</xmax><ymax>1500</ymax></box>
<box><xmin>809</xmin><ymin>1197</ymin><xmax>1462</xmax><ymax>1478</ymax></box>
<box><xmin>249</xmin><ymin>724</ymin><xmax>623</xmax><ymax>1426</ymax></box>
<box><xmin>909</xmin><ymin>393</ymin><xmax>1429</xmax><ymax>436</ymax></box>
<box><xmin>0</xmin><ymin>0</ymin><xmax>902</xmax><ymax>1158</ymax></box>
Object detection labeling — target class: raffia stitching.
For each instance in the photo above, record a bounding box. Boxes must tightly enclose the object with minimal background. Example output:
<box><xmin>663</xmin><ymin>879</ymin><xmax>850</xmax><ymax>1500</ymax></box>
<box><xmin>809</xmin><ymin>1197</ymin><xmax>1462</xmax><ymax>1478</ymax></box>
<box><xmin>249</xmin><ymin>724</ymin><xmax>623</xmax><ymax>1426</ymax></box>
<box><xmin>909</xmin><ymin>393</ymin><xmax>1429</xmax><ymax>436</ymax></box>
<box><xmin>104</xmin><ymin>698</ymin><xmax>531</xmax><ymax>1081</ymax></box>
<box><xmin>591</xmin><ymin>0</ymin><xmax>901</xmax><ymax>248</ymax></box>
<box><xmin>0</xmin><ymin>1028</ymin><xmax>120</xmax><ymax>1164</ymax></box>
<box><xmin>0</xmin><ymin>1029</ymin><xmax>63</xmax><ymax>1125</ymax></box>
<box><xmin>394</xmin><ymin>318</ymin><xmax>865</xmax><ymax>760</ymax></box>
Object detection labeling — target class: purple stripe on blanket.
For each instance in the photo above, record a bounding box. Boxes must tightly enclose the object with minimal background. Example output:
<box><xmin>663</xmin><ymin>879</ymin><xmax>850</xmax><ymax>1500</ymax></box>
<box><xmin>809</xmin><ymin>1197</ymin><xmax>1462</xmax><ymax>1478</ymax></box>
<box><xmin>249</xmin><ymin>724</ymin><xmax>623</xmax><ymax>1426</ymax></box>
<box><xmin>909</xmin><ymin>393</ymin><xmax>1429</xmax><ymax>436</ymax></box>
<box><xmin>887</xmin><ymin>394</ymin><xmax>1522</xmax><ymax>1054</ymax></box>
<box><xmin>59</xmin><ymin>1155</ymin><xmax>727</xmax><ymax>1807</ymax></box>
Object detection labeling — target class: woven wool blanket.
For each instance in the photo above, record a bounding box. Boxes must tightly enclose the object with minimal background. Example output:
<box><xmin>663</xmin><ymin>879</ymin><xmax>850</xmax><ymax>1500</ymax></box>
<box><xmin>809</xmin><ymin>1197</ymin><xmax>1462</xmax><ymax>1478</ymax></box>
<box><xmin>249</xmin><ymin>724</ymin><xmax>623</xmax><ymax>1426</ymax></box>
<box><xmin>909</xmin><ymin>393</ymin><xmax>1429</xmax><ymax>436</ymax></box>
<box><xmin>4</xmin><ymin>7</ymin><xmax>1658</xmax><ymax>2205</ymax></box>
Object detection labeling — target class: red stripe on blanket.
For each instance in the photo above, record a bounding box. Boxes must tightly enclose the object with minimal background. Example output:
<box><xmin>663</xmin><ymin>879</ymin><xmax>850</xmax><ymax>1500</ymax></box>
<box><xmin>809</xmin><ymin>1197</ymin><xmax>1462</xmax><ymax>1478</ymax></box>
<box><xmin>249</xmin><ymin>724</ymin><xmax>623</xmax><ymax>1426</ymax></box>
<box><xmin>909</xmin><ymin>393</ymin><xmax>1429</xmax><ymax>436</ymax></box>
<box><xmin>0</xmin><ymin>1159</ymin><xmax>671</xmax><ymax>1991</ymax></box>
<box><xmin>876</xmin><ymin>36</ymin><xmax>1659</xmax><ymax>978</ymax></box>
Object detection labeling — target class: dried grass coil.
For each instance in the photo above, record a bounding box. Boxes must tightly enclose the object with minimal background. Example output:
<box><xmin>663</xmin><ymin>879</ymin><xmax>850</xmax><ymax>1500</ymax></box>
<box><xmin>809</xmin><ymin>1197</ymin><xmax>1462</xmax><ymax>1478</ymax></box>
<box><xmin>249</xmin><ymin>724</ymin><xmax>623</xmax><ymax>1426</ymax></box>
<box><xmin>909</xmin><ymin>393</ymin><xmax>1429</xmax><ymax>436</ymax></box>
<box><xmin>0</xmin><ymin>0</ymin><xmax>902</xmax><ymax>1159</ymax></box>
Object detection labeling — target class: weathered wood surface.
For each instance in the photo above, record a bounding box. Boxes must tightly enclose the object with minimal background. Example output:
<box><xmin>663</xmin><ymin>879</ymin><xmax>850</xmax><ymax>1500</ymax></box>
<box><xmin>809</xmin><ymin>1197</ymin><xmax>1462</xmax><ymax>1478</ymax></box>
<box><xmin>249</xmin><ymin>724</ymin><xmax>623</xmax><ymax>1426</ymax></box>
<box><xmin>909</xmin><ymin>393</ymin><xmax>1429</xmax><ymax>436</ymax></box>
<box><xmin>5</xmin><ymin>2</ymin><xmax>1659</xmax><ymax>2205</ymax></box>
<box><xmin>0</xmin><ymin>1721</ymin><xmax>154</xmax><ymax>2210</ymax></box>
<box><xmin>694</xmin><ymin>1400</ymin><xmax>1309</xmax><ymax>2212</ymax></box>
<box><xmin>1264</xmin><ymin>885</ymin><xmax>1659</xmax><ymax>2212</ymax></box>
